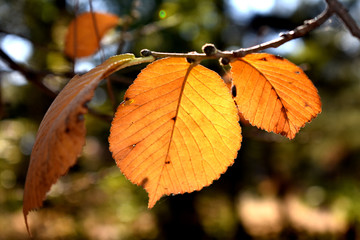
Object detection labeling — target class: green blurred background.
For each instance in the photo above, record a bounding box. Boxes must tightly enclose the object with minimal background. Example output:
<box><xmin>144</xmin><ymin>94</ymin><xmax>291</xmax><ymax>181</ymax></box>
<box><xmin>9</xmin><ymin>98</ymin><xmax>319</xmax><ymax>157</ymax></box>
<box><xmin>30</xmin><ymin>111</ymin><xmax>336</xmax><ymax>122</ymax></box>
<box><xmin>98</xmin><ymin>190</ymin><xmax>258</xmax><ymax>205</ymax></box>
<box><xmin>1</xmin><ymin>0</ymin><xmax>360</xmax><ymax>239</ymax></box>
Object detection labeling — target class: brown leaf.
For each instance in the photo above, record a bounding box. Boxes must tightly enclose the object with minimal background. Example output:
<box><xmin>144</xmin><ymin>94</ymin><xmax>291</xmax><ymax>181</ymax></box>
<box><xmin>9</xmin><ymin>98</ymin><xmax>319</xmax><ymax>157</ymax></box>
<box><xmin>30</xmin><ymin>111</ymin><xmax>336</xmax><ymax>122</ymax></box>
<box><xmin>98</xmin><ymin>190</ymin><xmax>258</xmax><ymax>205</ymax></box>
<box><xmin>109</xmin><ymin>57</ymin><xmax>242</xmax><ymax>208</ymax></box>
<box><xmin>23</xmin><ymin>54</ymin><xmax>154</xmax><ymax>234</ymax></box>
<box><xmin>64</xmin><ymin>12</ymin><xmax>120</xmax><ymax>58</ymax></box>
<box><xmin>231</xmin><ymin>53</ymin><xmax>321</xmax><ymax>139</ymax></box>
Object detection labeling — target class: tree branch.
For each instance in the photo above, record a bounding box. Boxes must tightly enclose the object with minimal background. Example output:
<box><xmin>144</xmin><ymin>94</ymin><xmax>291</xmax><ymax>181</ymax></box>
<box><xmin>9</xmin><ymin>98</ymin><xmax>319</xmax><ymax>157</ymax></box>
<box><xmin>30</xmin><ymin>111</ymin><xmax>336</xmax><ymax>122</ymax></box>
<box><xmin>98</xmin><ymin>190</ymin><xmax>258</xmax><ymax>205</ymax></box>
<box><xmin>0</xmin><ymin>48</ymin><xmax>57</xmax><ymax>98</ymax></box>
<box><xmin>233</xmin><ymin>3</ymin><xmax>333</xmax><ymax>57</ymax></box>
<box><xmin>0</xmin><ymin>48</ymin><xmax>113</xmax><ymax>122</ymax></box>
<box><xmin>2</xmin><ymin>0</ymin><xmax>358</xmax><ymax>122</ymax></box>
<box><xmin>146</xmin><ymin>0</ymin><xmax>360</xmax><ymax>60</ymax></box>
<box><xmin>325</xmin><ymin>0</ymin><xmax>360</xmax><ymax>39</ymax></box>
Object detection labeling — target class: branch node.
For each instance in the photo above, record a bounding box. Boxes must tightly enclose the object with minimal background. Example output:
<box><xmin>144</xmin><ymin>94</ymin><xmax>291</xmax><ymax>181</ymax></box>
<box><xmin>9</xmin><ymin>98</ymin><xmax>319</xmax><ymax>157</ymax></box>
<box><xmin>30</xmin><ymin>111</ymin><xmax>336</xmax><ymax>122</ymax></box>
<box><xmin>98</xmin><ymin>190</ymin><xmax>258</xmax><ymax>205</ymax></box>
<box><xmin>186</xmin><ymin>57</ymin><xmax>196</xmax><ymax>64</ymax></box>
<box><xmin>202</xmin><ymin>43</ymin><xmax>217</xmax><ymax>56</ymax></box>
<box><xmin>220</xmin><ymin>57</ymin><xmax>230</xmax><ymax>66</ymax></box>
<box><xmin>140</xmin><ymin>49</ymin><xmax>152</xmax><ymax>57</ymax></box>
<box><xmin>279</xmin><ymin>31</ymin><xmax>290</xmax><ymax>38</ymax></box>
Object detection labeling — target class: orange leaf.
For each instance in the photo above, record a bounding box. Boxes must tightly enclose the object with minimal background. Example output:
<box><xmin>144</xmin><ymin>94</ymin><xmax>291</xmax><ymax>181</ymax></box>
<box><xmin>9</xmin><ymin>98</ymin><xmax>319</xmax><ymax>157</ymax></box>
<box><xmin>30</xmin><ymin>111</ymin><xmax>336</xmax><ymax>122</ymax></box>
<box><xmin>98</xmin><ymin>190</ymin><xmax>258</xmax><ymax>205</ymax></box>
<box><xmin>65</xmin><ymin>12</ymin><xmax>119</xmax><ymax>58</ymax></box>
<box><xmin>109</xmin><ymin>57</ymin><xmax>241</xmax><ymax>208</ymax></box>
<box><xmin>23</xmin><ymin>54</ymin><xmax>154</xmax><ymax>234</ymax></box>
<box><xmin>231</xmin><ymin>53</ymin><xmax>321</xmax><ymax>139</ymax></box>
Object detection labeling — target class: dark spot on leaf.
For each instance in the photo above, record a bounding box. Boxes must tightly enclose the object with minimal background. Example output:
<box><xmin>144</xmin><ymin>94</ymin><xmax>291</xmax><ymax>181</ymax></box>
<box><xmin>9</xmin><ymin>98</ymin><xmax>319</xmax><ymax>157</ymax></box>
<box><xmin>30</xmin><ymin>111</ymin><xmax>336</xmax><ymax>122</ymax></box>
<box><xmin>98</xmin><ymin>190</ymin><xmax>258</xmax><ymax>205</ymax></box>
<box><xmin>65</xmin><ymin>127</ymin><xmax>70</xmax><ymax>133</ymax></box>
<box><xmin>295</xmin><ymin>71</ymin><xmax>300</xmax><ymax>74</ymax></box>
<box><xmin>139</xmin><ymin>177</ymin><xmax>148</xmax><ymax>187</ymax></box>
<box><xmin>171</xmin><ymin>116</ymin><xmax>176</xmax><ymax>121</ymax></box>
<box><xmin>165</xmin><ymin>161</ymin><xmax>171</xmax><ymax>164</ymax></box>
<box><xmin>231</xmin><ymin>85</ymin><xmax>237</xmax><ymax>98</ymax></box>
<box><xmin>125</xmin><ymin>97</ymin><xmax>130</xmax><ymax>101</ymax></box>
<box><xmin>274</xmin><ymin>55</ymin><xmax>284</xmax><ymax>60</ymax></box>
<box><xmin>260</xmin><ymin>58</ymin><xmax>267</xmax><ymax>61</ymax></box>
<box><xmin>304</xmin><ymin>101</ymin><xmax>311</xmax><ymax>107</ymax></box>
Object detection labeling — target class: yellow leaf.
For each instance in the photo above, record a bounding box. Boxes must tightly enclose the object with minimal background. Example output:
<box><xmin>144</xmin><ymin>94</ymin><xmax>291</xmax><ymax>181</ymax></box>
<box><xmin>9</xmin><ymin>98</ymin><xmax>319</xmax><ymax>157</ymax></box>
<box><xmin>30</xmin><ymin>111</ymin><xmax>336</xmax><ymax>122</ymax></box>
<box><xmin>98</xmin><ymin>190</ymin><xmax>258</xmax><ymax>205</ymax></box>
<box><xmin>109</xmin><ymin>57</ymin><xmax>242</xmax><ymax>208</ymax></box>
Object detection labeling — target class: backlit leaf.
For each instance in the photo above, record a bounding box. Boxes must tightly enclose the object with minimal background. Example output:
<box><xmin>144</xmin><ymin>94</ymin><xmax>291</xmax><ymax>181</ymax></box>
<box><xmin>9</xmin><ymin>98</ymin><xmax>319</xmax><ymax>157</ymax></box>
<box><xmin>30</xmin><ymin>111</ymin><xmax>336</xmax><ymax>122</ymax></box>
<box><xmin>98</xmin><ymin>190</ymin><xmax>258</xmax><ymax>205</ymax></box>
<box><xmin>231</xmin><ymin>53</ymin><xmax>321</xmax><ymax>139</ymax></box>
<box><xmin>65</xmin><ymin>12</ymin><xmax>120</xmax><ymax>58</ymax></box>
<box><xmin>109</xmin><ymin>57</ymin><xmax>241</xmax><ymax>208</ymax></box>
<box><xmin>23</xmin><ymin>54</ymin><xmax>154</xmax><ymax>233</ymax></box>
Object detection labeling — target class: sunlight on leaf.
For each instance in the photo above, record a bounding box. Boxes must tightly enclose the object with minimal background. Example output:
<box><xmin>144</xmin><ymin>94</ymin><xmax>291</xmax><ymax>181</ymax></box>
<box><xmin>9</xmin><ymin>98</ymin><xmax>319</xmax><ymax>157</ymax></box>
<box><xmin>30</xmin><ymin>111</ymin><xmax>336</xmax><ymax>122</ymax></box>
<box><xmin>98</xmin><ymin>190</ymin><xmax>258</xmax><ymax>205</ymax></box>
<box><xmin>109</xmin><ymin>57</ymin><xmax>242</xmax><ymax>208</ymax></box>
<box><xmin>231</xmin><ymin>53</ymin><xmax>321</xmax><ymax>139</ymax></box>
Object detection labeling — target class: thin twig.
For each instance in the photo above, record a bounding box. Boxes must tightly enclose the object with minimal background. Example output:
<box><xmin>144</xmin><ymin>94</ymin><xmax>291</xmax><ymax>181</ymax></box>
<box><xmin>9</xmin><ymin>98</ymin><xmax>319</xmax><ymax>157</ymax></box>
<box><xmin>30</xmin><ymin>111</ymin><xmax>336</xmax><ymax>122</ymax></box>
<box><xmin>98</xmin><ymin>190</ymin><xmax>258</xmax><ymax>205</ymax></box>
<box><xmin>0</xmin><ymin>72</ymin><xmax>3</xmax><ymax>119</ymax></box>
<box><xmin>148</xmin><ymin>4</ymin><xmax>334</xmax><ymax>60</ymax></box>
<box><xmin>116</xmin><ymin>0</ymin><xmax>141</xmax><ymax>54</ymax></box>
<box><xmin>147</xmin><ymin>0</ymin><xmax>360</xmax><ymax>60</ymax></box>
<box><xmin>0</xmin><ymin>48</ymin><xmax>114</xmax><ymax>122</ymax></box>
<box><xmin>325</xmin><ymin>0</ymin><xmax>360</xmax><ymax>39</ymax></box>
<box><xmin>233</xmin><ymin>4</ymin><xmax>333</xmax><ymax>57</ymax></box>
<box><xmin>88</xmin><ymin>0</ymin><xmax>117</xmax><ymax>111</ymax></box>
<box><xmin>116</xmin><ymin>16</ymin><xmax>132</xmax><ymax>54</ymax></box>
<box><xmin>88</xmin><ymin>0</ymin><xmax>105</xmax><ymax>61</ymax></box>
<box><xmin>73</xmin><ymin>0</ymin><xmax>79</xmax><ymax>62</ymax></box>
<box><xmin>1</xmin><ymin>0</ymin><xmax>358</xmax><ymax>123</ymax></box>
<box><xmin>0</xmin><ymin>48</ymin><xmax>57</xmax><ymax>98</ymax></box>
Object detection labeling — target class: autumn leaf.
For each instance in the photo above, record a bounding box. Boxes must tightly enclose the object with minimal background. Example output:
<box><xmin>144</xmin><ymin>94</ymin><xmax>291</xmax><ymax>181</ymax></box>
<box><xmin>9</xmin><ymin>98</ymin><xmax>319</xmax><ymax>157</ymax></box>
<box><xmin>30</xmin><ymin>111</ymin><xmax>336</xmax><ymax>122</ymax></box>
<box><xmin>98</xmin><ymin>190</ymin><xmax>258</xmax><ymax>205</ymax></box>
<box><xmin>23</xmin><ymin>54</ymin><xmax>154</xmax><ymax>233</ymax></box>
<box><xmin>230</xmin><ymin>53</ymin><xmax>321</xmax><ymax>139</ymax></box>
<box><xmin>109</xmin><ymin>57</ymin><xmax>242</xmax><ymax>208</ymax></box>
<box><xmin>65</xmin><ymin>12</ymin><xmax>120</xmax><ymax>59</ymax></box>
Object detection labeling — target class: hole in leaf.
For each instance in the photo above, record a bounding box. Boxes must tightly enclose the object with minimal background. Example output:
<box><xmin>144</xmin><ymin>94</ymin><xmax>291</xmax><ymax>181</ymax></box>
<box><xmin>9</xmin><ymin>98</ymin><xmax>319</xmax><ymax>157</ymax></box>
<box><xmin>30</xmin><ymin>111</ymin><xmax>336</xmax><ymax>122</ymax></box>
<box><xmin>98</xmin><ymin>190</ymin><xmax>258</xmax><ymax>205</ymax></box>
<box><xmin>65</xmin><ymin>127</ymin><xmax>70</xmax><ymax>133</ymax></box>
<box><xmin>231</xmin><ymin>85</ymin><xmax>237</xmax><ymax>97</ymax></box>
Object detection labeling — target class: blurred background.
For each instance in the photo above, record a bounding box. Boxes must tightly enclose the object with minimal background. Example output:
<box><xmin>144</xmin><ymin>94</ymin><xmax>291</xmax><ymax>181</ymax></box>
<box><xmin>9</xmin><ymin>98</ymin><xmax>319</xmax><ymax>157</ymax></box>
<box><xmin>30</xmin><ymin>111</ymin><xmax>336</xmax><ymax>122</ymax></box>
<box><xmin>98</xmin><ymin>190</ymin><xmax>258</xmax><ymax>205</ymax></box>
<box><xmin>1</xmin><ymin>0</ymin><xmax>360</xmax><ymax>239</ymax></box>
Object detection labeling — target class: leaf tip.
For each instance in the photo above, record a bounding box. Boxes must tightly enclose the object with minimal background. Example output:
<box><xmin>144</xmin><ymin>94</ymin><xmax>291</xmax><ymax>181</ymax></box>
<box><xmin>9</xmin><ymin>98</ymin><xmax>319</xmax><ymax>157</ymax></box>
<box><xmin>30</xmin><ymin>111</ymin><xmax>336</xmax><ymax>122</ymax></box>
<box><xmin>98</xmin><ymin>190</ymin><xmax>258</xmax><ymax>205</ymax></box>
<box><xmin>23</xmin><ymin>210</ymin><xmax>32</xmax><ymax>237</ymax></box>
<box><xmin>147</xmin><ymin>195</ymin><xmax>159</xmax><ymax>209</ymax></box>
<box><xmin>147</xmin><ymin>185</ymin><xmax>165</xmax><ymax>209</ymax></box>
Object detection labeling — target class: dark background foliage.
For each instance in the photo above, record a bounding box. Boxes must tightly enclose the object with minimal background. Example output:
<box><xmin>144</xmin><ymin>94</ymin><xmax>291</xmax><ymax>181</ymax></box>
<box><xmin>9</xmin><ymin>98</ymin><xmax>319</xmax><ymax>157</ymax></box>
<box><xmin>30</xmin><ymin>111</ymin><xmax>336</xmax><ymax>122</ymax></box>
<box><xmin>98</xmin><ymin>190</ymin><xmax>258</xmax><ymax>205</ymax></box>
<box><xmin>1</xmin><ymin>0</ymin><xmax>360</xmax><ymax>239</ymax></box>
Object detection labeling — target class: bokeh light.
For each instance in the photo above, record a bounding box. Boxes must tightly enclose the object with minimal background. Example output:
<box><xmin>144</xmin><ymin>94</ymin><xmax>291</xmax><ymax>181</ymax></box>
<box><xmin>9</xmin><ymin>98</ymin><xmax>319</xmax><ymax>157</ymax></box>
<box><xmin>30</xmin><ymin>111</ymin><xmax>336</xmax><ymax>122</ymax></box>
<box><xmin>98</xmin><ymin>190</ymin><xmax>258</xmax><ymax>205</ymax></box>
<box><xmin>159</xmin><ymin>10</ymin><xmax>166</xmax><ymax>19</ymax></box>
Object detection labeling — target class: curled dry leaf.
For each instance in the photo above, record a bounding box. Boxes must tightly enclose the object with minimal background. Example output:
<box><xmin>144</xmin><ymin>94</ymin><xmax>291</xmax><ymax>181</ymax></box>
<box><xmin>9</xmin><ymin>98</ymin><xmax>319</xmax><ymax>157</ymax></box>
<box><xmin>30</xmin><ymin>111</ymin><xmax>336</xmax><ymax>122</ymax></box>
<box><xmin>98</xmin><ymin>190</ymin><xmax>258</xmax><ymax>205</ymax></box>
<box><xmin>109</xmin><ymin>57</ymin><xmax>242</xmax><ymax>208</ymax></box>
<box><xmin>65</xmin><ymin>12</ymin><xmax>120</xmax><ymax>58</ymax></box>
<box><xmin>231</xmin><ymin>53</ymin><xmax>321</xmax><ymax>139</ymax></box>
<box><xmin>23</xmin><ymin>54</ymin><xmax>154</xmax><ymax>234</ymax></box>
